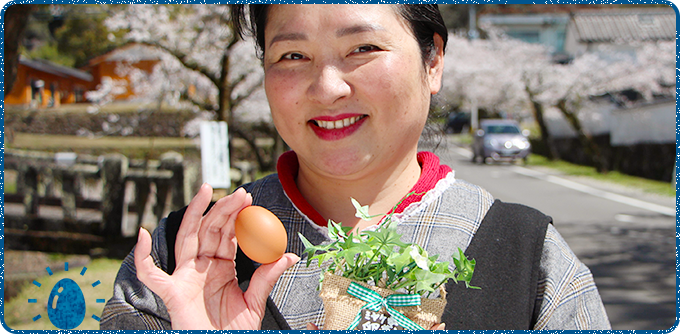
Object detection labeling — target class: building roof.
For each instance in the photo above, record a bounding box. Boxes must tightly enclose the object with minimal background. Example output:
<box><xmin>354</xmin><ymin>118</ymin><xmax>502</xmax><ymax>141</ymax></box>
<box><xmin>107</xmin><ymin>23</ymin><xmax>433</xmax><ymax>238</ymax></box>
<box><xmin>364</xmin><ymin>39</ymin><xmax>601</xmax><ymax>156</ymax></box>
<box><xmin>20</xmin><ymin>57</ymin><xmax>93</xmax><ymax>82</ymax></box>
<box><xmin>571</xmin><ymin>8</ymin><xmax>675</xmax><ymax>42</ymax></box>
<box><xmin>87</xmin><ymin>43</ymin><xmax>162</xmax><ymax>66</ymax></box>
<box><xmin>479</xmin><ymin>13</ymin><xmax>570</xmax><ymax>26</ymax></box>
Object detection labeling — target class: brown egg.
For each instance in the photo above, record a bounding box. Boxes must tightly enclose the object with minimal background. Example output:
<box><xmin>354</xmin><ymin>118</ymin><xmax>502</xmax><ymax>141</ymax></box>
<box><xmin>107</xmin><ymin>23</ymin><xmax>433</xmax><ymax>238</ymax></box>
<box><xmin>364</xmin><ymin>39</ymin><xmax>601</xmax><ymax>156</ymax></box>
<box><xmin>235</xmin><ymin>205</ymin><xmax>288</xmax><ymax>264</ymax></box>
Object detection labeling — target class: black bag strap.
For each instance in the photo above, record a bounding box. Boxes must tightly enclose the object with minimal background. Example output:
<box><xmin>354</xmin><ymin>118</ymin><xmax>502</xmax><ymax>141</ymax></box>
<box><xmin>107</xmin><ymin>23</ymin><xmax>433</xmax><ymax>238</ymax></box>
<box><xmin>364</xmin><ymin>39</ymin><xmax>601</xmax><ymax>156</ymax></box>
<box><xmin>164</xmin><ymin>204</ymin><xmax>290</xmax><ymax>330</ymax></box>
<box><xmin>442</xmin><ymin>199</ymin><xmax>552</xmax><ymax>329</ymax></box>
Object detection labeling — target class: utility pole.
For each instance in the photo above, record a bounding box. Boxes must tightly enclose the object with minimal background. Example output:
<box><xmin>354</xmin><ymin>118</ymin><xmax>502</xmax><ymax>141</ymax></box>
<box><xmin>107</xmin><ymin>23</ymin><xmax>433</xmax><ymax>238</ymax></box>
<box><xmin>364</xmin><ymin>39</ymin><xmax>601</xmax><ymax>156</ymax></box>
<box><xmin>468</xmin><ymin>4</ymin><xmax>479</xmax><ymax>40</ymax></box>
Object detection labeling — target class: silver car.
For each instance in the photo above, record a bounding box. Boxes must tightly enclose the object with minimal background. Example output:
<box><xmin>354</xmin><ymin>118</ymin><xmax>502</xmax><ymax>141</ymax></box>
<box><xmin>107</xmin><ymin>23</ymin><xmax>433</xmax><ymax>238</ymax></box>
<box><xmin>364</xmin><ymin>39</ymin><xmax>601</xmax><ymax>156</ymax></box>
<box><xmin>471</xmin><ymin>119</ymin><xmax>531</xmax><ymax>164</ymax></box>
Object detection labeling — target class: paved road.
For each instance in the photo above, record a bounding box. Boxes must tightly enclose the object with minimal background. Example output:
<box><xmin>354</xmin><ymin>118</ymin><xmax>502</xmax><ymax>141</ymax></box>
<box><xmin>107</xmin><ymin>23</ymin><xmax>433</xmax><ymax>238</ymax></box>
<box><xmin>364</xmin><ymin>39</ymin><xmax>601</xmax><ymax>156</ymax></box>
<box><xmin>421</xmin><ymin>136</ymin><xmax>676</xmax><ymax>330</ymax></box>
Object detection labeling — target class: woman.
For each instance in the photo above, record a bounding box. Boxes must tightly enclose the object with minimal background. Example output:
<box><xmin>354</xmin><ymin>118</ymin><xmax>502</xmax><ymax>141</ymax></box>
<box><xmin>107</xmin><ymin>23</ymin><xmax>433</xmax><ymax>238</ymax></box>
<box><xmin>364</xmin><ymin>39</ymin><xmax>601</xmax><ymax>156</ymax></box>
<box><xmin>100</xmin><ymin>4</ymin><xmax>610</xmax><ymax>330</ymax></box>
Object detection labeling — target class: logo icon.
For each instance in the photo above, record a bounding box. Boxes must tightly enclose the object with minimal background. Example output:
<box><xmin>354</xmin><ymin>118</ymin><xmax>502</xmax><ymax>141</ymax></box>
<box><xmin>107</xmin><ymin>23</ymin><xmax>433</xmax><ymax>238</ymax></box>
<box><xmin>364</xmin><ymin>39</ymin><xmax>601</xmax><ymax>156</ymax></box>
<box><xmin>28</xmin><ymin>262</ymin><xmax>104</xmax><ymax>329</ymax></box>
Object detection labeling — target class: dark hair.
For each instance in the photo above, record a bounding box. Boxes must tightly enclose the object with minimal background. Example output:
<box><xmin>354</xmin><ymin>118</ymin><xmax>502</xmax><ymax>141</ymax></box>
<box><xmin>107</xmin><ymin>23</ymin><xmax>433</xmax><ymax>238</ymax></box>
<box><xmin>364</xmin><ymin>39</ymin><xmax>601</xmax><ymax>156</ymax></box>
<box><xmin>230</xmin><ymin>4</ymin><xmax>448</xmax><ymax>64</ymax></box>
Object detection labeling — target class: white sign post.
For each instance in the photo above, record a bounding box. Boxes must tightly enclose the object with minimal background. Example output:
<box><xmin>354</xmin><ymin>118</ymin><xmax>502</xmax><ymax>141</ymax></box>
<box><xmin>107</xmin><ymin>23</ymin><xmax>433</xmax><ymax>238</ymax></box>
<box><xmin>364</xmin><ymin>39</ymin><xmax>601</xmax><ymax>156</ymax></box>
<box><xmin>200</xmin><ymin>121</ymin><xmax>231</xmax><ymax>198</ymax></box>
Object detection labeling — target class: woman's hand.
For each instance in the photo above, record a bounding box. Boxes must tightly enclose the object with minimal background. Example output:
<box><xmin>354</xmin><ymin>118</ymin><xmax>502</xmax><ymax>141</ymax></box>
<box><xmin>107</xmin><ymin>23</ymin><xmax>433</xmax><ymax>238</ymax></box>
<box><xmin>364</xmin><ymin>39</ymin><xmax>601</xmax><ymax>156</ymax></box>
<box><xmin>134</xmin><ymin>183</ymin><xmax>300</xmax><ymax>330</ymax></box>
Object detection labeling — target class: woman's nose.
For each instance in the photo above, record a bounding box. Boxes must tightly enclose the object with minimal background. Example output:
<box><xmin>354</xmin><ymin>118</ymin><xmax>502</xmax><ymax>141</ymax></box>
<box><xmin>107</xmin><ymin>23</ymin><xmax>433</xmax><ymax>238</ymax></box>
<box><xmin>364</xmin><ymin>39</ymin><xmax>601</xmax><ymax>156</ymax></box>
<box><xmin>307</xmin><ymin>64</ymin><xmax>351</xmax><ymax>105</ymax></box>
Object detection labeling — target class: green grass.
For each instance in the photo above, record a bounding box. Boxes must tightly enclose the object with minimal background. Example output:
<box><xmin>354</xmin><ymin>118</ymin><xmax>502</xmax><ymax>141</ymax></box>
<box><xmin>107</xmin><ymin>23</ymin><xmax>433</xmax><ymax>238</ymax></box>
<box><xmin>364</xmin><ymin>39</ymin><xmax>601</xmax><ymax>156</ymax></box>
<box><xmin>455</xmin><ymin>133</ymin><xmax>473</xmax><ymax>145</ymax></box>
<box><xmin>10</xmin><ymin>133</ymin><xmax>197</xmax><ymax>150</ymax></box>
<box><xmin>527</xmin><ymin>154</ymin><xmax>676</xmax><ymax>197</ymax></box>
<box><xmin>4</xmin><ymin>258</ymin><xmax>123</xmax><ymax>330</ymax></box>
<box><xmin>5</xmin><ymin>102</ymin><xmax>187</xmax><ymax>115</ymax></box>
<box><xmin>7</xmin><ymin>133</ymin><xmax>201</xmax><ymax>160</ymax></box>
<box><xmin>5</xmin><ymin>180</ymin><xmax>17</xmax><ymax>194</ymax></box>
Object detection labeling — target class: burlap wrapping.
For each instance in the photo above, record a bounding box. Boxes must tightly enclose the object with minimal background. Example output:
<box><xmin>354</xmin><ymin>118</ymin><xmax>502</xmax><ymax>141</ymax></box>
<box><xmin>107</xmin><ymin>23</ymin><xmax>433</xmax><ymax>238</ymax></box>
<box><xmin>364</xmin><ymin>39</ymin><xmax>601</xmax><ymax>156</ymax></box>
<box><xmin>319</xmin><ymin>272</ymin><xmax>447</xmax><ymax>330</ymax></box>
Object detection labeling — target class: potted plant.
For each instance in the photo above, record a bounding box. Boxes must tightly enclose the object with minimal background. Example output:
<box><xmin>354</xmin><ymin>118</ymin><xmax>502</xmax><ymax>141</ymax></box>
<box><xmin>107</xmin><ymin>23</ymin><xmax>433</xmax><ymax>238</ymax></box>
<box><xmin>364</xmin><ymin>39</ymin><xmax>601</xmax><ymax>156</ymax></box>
<box><xmin>298</xmin><ymin>195</ymin><xmax>479</xmax><ymax>330</ymax></box>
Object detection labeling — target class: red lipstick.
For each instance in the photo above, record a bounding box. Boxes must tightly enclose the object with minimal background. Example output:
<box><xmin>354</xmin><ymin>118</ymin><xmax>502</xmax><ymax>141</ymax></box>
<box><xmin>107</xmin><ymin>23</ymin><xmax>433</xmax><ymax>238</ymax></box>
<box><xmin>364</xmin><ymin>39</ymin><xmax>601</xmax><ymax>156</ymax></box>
<box><xmin>309</xmin><ymin>114</ymin><xmax>367</xmax><ymax>141</ymax></box>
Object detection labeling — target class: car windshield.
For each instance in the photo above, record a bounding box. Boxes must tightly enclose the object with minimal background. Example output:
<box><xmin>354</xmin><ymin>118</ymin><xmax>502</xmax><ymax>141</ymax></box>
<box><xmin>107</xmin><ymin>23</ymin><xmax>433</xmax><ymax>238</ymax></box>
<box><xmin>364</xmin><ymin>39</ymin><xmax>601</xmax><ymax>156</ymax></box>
<box><xmin>485</xmin><ymin>124</ymin><xmax>520</xmax><ymax>134</ymax></box>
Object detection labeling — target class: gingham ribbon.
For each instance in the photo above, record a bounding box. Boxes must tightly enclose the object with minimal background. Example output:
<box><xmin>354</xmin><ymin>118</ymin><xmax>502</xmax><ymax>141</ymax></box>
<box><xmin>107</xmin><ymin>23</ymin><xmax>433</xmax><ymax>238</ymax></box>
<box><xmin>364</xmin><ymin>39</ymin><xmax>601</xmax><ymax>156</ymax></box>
<box><xmin>346</xmin><ymin>282</ymin><xmax>424</xmax><ymax>330</ymax></box>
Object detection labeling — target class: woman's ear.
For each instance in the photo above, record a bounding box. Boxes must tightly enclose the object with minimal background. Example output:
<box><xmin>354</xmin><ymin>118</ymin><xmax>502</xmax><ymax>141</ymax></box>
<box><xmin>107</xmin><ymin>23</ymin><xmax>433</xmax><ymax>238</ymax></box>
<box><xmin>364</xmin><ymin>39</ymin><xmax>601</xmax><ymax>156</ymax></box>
<box><xmin>427</xmin><ymin>33</ymin><xmax>445</xmax><ymax>95</ymax></box>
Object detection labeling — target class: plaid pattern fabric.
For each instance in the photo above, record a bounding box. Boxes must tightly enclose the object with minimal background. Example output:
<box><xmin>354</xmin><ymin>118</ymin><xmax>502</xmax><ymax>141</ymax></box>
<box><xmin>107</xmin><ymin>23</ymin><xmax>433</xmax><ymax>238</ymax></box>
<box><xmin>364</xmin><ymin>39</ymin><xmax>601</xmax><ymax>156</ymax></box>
<box><xmin>99</xmin><ymin>172</ymin><xmax>610</xmax><ymax>330</ymax></box>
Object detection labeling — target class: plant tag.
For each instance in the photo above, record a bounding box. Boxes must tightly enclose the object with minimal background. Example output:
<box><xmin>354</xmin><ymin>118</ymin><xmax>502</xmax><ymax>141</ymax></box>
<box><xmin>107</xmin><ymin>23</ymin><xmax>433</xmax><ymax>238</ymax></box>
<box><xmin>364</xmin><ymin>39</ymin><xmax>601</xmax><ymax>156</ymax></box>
<box><xmin>353</xmin><ymin>309</ymin><xmax>404</xmax><ymax>330</ymax></box>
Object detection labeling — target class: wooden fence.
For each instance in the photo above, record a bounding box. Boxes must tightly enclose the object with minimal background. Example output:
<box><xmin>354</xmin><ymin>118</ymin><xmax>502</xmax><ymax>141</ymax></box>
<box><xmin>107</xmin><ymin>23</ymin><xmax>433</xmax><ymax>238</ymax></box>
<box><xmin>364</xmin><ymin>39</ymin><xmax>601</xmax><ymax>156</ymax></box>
<box><xmin>4</xmin><ymin>149</ymin><xmax>192</xmax><ymax>258</ymax></box>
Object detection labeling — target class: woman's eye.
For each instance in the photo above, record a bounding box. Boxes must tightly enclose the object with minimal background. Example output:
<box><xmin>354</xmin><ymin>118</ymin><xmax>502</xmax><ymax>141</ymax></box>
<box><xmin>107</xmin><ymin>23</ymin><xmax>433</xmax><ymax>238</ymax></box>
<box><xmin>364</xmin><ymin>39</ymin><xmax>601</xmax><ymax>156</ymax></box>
<box><xmin>352</xmin><ymin>45</ymin><xmax>381</xmax><ymax>54</ymax></box>
<box><xmin>281</xmin><ymin>52</ymin><xmax>305</xmax><ymax>61</ymax></box>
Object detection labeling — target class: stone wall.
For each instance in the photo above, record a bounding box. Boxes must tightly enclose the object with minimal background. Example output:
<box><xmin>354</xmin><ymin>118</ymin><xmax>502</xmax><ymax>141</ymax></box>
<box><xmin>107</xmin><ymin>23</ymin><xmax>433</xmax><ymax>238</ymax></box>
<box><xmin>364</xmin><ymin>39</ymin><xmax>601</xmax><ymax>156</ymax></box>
<box><xmin>531</xmin><ymin>135</ymin><xmax>676</xmax><ymax>182</ymax></box>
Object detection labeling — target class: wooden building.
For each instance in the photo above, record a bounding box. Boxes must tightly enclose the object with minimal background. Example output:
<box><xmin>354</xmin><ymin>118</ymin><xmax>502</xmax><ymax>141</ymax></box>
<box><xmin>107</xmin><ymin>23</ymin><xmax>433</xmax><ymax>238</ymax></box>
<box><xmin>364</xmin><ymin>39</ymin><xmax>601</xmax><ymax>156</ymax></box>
<box><xmin>5</xmin><ymin>57</ymin><xmax>93</xmax><ymax>107</ymax></box>
<box><xmin>6</xmin><ymin>43</ymin><xmax>161</xmax><ymax>107</ymax></box>
<box><xmin>82</xmin><ymin>43</ymin><xmax>161</xmax><ymax>101</ymax></box>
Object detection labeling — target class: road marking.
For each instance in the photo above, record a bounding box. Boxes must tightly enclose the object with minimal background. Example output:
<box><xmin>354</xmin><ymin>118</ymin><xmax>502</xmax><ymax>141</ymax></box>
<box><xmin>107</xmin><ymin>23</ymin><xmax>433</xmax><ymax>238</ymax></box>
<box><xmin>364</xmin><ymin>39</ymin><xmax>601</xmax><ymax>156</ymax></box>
<box><xmin>452</xmin><ymin>146</ymin><xmax>473</xmax><ymax>159</ymax></box>
<box><xmin>509</xmin><ymin>166</ymin><xmax>676</xmax><ymax>217</ymax></box>
<box><xmin>614</xmin><ymin>214</ymin><xmax>637</xmax><ymax>223</ymax></box>
<box><xmin>448</xmin><ymin>145</ymin><xmax>676</xmax><ymax>217</ymax></box>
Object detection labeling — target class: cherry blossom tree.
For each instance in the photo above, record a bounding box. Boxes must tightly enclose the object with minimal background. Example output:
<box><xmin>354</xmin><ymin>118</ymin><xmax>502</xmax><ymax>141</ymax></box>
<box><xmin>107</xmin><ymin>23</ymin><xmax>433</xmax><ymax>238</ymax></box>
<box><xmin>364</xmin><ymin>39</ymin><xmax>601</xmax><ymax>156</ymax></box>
<box><xmin>101</xmin><ymin>4</ymin><xmax>278</xmax><ymax>170</ymax></box>
<box><xmin>442</xmin><ymin>33</ymin><xmax>532</xmax><ymax>123</ymax></box>
<box><xmin>441</xmin><ymin>31</ymin><xmax>675</xmax><ymax>171</ymax></box>
<box><xmin>528</xmin><ymin>41</ymin><xmax>674</xmax><ymax>171</ymax></box>
<box><xmin>442</xmin><ymin>32</ymin><xmax>554</xmax><ymax>155</ymax></box>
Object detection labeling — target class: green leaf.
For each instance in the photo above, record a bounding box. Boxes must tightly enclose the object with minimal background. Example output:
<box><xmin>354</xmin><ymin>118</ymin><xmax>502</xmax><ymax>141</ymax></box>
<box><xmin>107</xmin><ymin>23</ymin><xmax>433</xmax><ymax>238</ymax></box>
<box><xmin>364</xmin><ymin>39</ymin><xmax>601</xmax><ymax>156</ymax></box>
<box><xmin>351</xmin><ymin>197</ymin><xmax>384</xmax><ymax>221</ymax></box>
<box><xmin>340</xmin><ymin>248</ymin><xmax>363</xmax><ymax>267</ymax></box>
<box><xmin>387</xmin><ymin>248</ymin><xmax>413</xmax><ymax>274</ymax></box>
<box><xmin>316</xmin><ymin>251</ymin><xmax>337</xmax><ymax>267</ymax></box>
<box><xmin>414</xmin><ymin>270</ymin><xmax>448</xmax><ymax>294</ymax></box>
<box><xmin>341</xmin><ymin>225</ymin><xmax>353</xmax><ymax>235</ymax></box>
<box><xmin>328</xmin><ymin>220</ymin><xmax>346</xmax><ymax>241</ymax></box>
<box><xmin>451</xmin><ymin>249</ymin><xmax>478</xmax><ymax>288</ymax></box>
<box><xmin>430</xmin><ymin>261</ymin><xmax>451</xmax><ymax>274</ymax></box>
<box><xmin>409</xmin><ymin>245</ymin><xmax>430</xmax><ymax>270</ymax></box>
<box><xmin>297</xmin><ymin>232</ymin><xmax>319</xmax><ymax>266</ymax></box>
<box><xmin>351</xmin><ymin>197</ymin><xmax>371</xmax><ymax>220</ymax></box>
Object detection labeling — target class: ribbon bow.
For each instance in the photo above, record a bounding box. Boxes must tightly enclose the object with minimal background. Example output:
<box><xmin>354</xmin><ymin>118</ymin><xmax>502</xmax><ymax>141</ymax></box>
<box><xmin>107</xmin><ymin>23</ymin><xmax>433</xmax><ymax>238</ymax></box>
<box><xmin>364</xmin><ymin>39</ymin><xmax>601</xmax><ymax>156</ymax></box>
<box><xmin>346</xmin><ymin>282</ymin><xmax>424</xmax><ymax>330</ymax></box>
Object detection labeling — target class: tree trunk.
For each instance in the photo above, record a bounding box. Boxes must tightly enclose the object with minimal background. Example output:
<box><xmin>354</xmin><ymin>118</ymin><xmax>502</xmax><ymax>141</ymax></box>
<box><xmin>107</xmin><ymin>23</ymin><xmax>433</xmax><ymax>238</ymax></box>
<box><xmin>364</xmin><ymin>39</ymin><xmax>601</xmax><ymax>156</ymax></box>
<box><xmin>272</xmin><ymin>130</ymin><xmax>287</xmax><ymax>166</ymax></box>
<box><xmin>4</xmin><ymin>4</ymin><xmax>35</xmax><ymax>95</ymax></box>
<box><xmin>556</xmin><ymin>99</ymin><xmax>608</xmax><ymax>173</ymax></box>
<box><xmin>528</xmin><ymin>96</ymin><xmax>559</xmax><ymax>160</ymax></box>
<box><xmin>232</xmin><ymin>125</ymin><xmax>269</xmax><ymax>171</ymax></box>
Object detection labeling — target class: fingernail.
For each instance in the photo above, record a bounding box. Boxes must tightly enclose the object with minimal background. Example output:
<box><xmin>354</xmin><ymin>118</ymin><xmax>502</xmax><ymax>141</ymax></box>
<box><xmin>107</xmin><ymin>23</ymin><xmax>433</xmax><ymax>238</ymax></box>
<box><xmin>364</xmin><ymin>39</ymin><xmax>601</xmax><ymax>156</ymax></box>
<box><xmin>438</xmin><ymin>323</ymin><xmax>446</xmax><ymax>330</ymax></box>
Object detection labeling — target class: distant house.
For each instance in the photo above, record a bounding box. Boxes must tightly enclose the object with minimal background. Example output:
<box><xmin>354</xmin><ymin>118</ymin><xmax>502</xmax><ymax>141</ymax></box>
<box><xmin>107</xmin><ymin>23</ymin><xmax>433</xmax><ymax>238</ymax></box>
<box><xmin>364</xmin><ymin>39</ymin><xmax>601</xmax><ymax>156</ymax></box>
<box><xmin>563</xmin><ymin>8</ymin><xmax>675</xmax><ymax>57</ymax></box>
<box><xmin>478</xmin><ymin>12</ymin><xmax>571</xmax><ymax>61</ymax></box>
<box><xmin>82</xmin><ymin>43</ymin><xmax>162</xmax><ymax>101</ymax></box>
<box><xmin>478</xmin><ymin>6</ymin><xmax>675</xmax><ymax>62</ymax></box>
<box><xmin>5</xmin><ymin>43</ymin><xmax>163</xmax><ymax>108</ymax></box>
<box><xmin>5</xmin><ymin>56</ymin><xmax>93</xmax><ymax>107</ymax></box>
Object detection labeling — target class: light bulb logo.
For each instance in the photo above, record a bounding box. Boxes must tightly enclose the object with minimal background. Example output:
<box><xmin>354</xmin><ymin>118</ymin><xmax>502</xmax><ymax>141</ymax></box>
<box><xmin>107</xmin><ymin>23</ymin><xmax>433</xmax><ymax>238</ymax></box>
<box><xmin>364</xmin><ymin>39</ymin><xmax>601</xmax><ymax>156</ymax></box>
<box><xmin>28</xmin><ymin>262</ymin><xmax>104</xmax><ymax>329</ymax></box>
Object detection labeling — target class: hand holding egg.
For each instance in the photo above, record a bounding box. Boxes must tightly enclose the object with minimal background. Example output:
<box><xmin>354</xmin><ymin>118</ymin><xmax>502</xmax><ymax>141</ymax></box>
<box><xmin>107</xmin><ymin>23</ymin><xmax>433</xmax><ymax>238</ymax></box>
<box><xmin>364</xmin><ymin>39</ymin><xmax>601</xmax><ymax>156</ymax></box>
<box><xmin>134</xmin><ymin>184</ymin><xmax>299</xmax><ymax>330</ymax></box>
<box><xmin>235</xmin><ymin>206</ymin><xmax>288</xmax><ymax>264</ymax></box>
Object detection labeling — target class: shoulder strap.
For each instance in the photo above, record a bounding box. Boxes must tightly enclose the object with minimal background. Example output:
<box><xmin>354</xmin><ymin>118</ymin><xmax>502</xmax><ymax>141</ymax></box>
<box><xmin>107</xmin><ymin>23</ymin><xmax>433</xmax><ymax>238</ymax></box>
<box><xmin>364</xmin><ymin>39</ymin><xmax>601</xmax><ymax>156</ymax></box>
<box><xmin>164</xmin><ymin>205</ymin><xmax>290</xmax><ymax>330</ymax></box>
<box><xmin>442</xmin><ymin>199</ymin><xmax>551</xmax><ymax>330</ymax></box>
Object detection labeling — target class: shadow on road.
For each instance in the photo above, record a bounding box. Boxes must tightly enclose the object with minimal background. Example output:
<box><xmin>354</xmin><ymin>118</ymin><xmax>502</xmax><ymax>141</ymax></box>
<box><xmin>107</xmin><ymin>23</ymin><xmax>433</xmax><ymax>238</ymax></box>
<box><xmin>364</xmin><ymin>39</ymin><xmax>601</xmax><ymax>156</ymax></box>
<box><xmin>566</xmin><ymin>223</ymin><xmax>675</xmax><ymax>330</ymax></box>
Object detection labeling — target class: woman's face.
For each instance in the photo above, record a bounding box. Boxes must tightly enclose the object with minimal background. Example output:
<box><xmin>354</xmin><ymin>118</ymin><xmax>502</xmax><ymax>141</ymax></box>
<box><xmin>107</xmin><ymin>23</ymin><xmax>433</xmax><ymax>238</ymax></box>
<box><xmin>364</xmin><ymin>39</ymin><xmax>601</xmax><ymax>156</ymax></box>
<box><xmin>263</xmin><ymin>5</ymin><xmax>444</xmax><ymax>179</ymax></box>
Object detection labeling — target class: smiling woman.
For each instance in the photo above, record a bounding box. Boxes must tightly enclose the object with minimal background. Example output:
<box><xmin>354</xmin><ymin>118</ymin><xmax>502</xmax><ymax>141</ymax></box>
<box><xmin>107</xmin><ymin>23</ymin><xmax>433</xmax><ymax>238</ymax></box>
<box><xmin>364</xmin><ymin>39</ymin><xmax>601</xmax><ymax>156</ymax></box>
<box><xmin>100</xmin><ymin>4</ymin><xmax>611</xmax><ymax>331</ymax></box>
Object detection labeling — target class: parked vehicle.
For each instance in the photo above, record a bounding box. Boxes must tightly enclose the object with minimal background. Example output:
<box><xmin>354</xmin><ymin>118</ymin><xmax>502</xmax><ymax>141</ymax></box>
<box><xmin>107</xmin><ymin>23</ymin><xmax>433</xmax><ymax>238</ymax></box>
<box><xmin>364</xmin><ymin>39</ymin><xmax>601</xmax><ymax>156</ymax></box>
<box><xmin>471</xmin><ymin>119</ymin><xmax>531</xmax><ymax>164</ymax></box>
<box><xmin>444</xmin><ymin>112</ymin><xmax>470</xmax><ymax>134</ymax></box>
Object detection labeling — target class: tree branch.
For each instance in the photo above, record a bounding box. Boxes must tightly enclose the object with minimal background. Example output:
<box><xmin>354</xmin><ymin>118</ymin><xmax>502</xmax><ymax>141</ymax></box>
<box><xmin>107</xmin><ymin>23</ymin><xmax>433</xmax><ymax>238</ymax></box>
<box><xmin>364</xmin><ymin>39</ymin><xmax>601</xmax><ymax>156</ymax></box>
<box><xmin>136</xmin><ymin>41</ymin><xmax>220</xmax><ymax>88</ymax></box>
<box><xmin>180</xmin><ymin>90</ymin><xmax>217</xmax><ymax>112</ymax></box>
<box><xmin>232</xmin><ymin>76</ymin><xmax>264</xmax><ymax>109</ymax></box>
